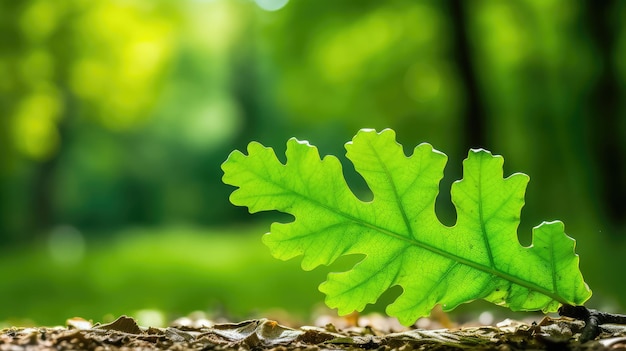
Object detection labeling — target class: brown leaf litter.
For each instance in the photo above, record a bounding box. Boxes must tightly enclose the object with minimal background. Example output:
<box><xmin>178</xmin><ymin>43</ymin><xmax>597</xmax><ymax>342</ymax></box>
<box><xmin>2</xmin><ymin>314</ymin><xmax>626</xmax><ymax>351</ymax></box>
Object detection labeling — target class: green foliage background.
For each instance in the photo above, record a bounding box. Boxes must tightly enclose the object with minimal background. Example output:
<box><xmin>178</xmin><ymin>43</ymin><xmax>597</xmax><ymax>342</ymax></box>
<box><xmin>1</xmin><ymin>0</ymin><xmax>625</xmax><ymax>325</ymax></box>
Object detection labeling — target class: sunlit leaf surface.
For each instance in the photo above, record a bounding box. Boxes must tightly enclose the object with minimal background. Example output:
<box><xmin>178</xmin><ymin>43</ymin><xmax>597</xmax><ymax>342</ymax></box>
<box><xmin>222</xmin><ymin>129</ymin><xmax>591</xmax><ymax>325</ymax></box>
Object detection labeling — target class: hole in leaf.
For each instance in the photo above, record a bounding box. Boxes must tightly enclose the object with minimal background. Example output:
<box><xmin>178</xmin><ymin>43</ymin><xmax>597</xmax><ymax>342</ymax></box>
<box><xmin>252</xmin><ymin>212</ymin><xmax>295</xmax><ymax>226</ymax></box>
<box><xmin>362</xmin><ymin>285</ymin><xmax>403</xmax><ymax>315</ymax></box>
<box><xmin>435</xmin><ymin>164</ymin><xmax>459</xmax><ymax>227</ymax></box>
<box><xmin>341</xmin><ymin>160</ymin><xmax>373</xmax><ymax>202</ymax></box>
<box><xmin>325</xmin><ymin>253</ymin><xmax>366</xmax><ymax>273</ymax></box>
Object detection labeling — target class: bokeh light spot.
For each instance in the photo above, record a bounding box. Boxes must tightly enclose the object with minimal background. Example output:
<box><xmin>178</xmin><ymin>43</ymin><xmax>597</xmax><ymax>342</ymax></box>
<box><xmin>47</xmin><ymin>226</ymin><xmax>86</xmax><ymax>265</ymax></box>
<box><xmin>255</xmin><ymin>0</ymin><xmax>289</xmax><ymax>12</ymax></box>
<box><xmin>134</xmin><ymin>309</ymin><xmax>166</xmax><ymax>327</ymax></box>
<box><xmin>478</xmin><ymin>311</ymin><xmax>494</xmax><ymax>325</ymax></box>
<box><xmin>184</xmin><ymin>97</ymin><xmax>243</xmax><ymax>151</ymax></box>
<box><xmin>404</xmin><ymin>63</ymin><xmax>442</xmax><ymax>102</ymax></box>
<box><xmin>12</xmin><ymin>89</ymin><xmax>63</xmax><ymax>160</ymax></box>
<box><xmin>20</xmin><ymin>0</ymin><xmax>59</xmax><ymax>42</ymax></box>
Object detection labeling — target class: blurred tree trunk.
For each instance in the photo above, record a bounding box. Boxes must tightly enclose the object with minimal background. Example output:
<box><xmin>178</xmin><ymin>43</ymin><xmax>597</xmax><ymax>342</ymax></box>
<box><xmin>585</xmin><ymin>0</ymin><xmax>626</xmax><ymax>234</ymax></box>
<box><xmin>30</xmin><ymin>148</ymin><xmax>60</xmax><ymax>239</ymax></box>
<box><xmin>231</xmin><ymin>30</ymin><xmax>261</xmax><ymax>149</ymax></box>
<box><xmin>429</xmin><ymin>0</ymin><xmax>487</xmax><ymax>227</ymax></box>
<box><xmin>29</xmin><ymin>91</ymin><xmax>73</xmax><ymax>239</ymax></box>
<box><xmin>448</xmin><ymin>0</ymin><xmax>487</xmax><ymax>150</ymax></box>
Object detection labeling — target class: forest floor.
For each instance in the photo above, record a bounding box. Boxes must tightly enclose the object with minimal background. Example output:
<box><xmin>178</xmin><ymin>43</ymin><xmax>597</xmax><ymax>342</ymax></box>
<box><xmin>2</xmin><ymin>313</ymin><xmax>626</xmax><ymax>351</ymax></box>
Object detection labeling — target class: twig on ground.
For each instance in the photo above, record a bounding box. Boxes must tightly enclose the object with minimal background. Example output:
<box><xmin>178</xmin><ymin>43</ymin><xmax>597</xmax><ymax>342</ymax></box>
<box><xmin>558</xmin><ymin>305</ymin><xmax>626</xmax><ymax>342</ymax></box>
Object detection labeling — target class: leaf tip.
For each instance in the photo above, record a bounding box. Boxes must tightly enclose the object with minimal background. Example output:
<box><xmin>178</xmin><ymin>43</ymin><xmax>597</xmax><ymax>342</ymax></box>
<box><xmin>467</xmin><ymin>148</ymin><xmax>503</xmax><ymax>164</ymax></box>
<box><xmin>347</xmin><ymin>128</ymin><xmax>396</xmax><ymax>145</ymax></box>
<box><xmin>357</xmin><ymin>127</ymin><xmax>381</xmax><ymax>134</ymax></box>
<box><xmin>288</xmin><ymin>137</ymin><xmax>312</xmax><ymax>147</ymax></box>
<box><xmin>468</xmin><ymin>147</ymin><xmax>493</xmax><ymax>155</ymax></box>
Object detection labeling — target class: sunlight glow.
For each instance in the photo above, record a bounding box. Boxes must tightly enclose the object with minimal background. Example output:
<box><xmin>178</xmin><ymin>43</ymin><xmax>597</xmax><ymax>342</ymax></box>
<box><xmin>12</xmin><ymin>89</ymin><xmax>62</xmax><ymax>160</ymax></box>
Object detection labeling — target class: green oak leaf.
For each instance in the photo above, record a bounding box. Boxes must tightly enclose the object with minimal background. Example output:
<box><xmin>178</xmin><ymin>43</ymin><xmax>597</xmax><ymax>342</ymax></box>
<box><xmin>221</xmin><ymin>128</ymin><xmax>591</xmax><ymax>325</ymax></box>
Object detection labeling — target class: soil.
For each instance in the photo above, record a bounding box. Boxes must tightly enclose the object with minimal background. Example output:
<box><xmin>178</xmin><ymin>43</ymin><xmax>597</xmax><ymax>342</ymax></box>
<box><xmin>2</xmin><ymin>314</ymin><xmax>626</xmax><ymax>351</ymax></box>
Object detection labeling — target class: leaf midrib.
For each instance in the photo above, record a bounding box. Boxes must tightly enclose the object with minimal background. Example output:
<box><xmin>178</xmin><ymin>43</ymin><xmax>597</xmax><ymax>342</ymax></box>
<box><xmin>366</xmin><ymin>143</ymin><xmax>413</xmax><ymax>238</ymax></box>
<box><xmin>246</xmin><ymin>160</ymin><xmax>567</xmax><ymax>306</ymax></box>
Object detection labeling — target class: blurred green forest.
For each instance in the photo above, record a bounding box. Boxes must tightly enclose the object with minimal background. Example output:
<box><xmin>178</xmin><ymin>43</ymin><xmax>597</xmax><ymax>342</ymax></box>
<box><xmin>1</xmin><ymin>0</ymin><xmax>626</xmax><ymax>326</ymax></box>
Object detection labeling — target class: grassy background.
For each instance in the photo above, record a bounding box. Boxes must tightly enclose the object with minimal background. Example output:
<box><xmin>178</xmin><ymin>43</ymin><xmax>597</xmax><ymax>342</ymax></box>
<box><xmin>0</xmin><ymin>225</ymin><xmax>341</xmax><ymax>326</ymax></box>
<box><xmin>1</xmin><ymin>223</ymin><xmax>580</xmax><ymax>328</ymax></box>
